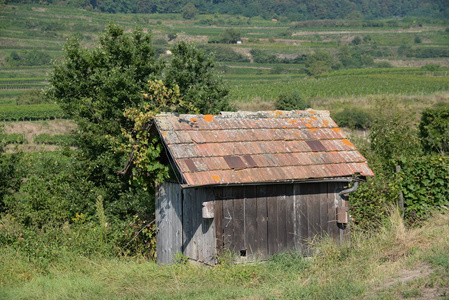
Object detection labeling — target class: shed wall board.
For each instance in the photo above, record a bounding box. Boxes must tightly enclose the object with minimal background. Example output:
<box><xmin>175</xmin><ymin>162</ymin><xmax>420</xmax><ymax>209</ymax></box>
<box><xmin>182</xmin><ymin>188</ymin><xmax>217</xmax><ymax>265</ymax></box>
<box><xmin>156</xmin><ymin>181</ymin><xmax>351</xmax><ymax>264</ymax></box>
<box><xmin>214</xmin><ymin>182</ymin><xmax>349</xmax><ymax>261</ymax></box>
<box><xmin>156</xmin><ymin>182</ymin><xmax>183</xmax><ymax>264</ymax></box>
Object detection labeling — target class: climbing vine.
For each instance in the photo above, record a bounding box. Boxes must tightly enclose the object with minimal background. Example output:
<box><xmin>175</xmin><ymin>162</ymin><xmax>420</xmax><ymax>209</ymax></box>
<box><xmin>112</xmin><ymin>80</ymin><xmax>198</xmax><ymax>186</ymax></box>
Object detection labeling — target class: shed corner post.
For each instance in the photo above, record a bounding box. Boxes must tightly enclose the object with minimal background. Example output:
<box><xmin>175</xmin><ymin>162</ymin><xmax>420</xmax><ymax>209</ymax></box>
<box><xmin>336</xmin><ymin>181</ymin><xmax>358</xmax><ymax>245</ymax></box>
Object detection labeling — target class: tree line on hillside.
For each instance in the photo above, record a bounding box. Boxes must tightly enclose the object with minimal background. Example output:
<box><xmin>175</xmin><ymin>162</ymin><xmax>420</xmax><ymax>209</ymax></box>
<box><xmin>6</xmin><ymin>0</ymin><xmax>448</xmax><ymax>20</ymax></box>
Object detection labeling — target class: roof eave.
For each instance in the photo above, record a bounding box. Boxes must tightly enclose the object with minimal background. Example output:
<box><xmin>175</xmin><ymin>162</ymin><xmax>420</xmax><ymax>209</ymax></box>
<box><xmin>180</xmin><ymin>175</ymin><xmax>367</xmax><ymax>189</ymax></box>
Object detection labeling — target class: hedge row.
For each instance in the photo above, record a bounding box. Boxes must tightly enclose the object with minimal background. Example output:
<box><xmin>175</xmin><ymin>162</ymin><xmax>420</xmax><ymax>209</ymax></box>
<box><xmin>0</xmin><ymin>133</ymin><xmax>26</xmax><ymax>144</ymax></box>
<box><xmin>34</xmin><ymin>134</ymin><xmax>77</xmax><ymax>146</ymax></box>
<box><xmin>0</xmin><ymin>104</ymin><xmax>65</xmax><ymax>121</ymax></box>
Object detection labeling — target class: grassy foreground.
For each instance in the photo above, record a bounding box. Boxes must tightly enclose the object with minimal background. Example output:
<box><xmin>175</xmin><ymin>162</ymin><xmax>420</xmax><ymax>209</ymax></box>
<box><xmin>1</xmin><ymin>209</ymin><xmax>448</xmax><ymax>299</ymax></box>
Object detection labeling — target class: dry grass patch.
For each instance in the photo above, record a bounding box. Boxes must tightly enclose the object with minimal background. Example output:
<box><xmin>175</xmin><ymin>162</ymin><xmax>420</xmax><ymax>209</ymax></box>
<box><xmin>3</xmin><ymin>120</ymin><xmax>76</xmax><ymax>142</ymax></box>
<box><xmin>374</xmin><ymin>58</ymin><xmax>449</xmax><ymax>67</ymax></box>
<box><xmin>311</xmin><ymin>92</ymin><xmax>449</xmax><ymax>112</ymax></box>
<box><xmin>234</xmin><ymin>100</ymin><xmax>275</xmax><ymax>111</ymax></box>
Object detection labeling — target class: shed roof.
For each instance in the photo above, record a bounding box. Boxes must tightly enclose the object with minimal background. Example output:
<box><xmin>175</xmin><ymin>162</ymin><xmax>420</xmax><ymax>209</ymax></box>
<box><xmin>154</xmin><ymin>110</ymin><xmax>374</xmax><ymax>187</ymax></box>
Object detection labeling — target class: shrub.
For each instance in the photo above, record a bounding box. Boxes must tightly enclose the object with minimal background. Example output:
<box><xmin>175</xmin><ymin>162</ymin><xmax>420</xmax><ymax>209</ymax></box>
<box><xmin>351</xmin><ymin>36</ymin><xmax>362</xmax><ymax>45</ymax></box>
<box><xmin>0</xmin><ymin>134</ymin><xmax>26</xmax><ymax>145</ymax></box>
<box><xmin>219</xmin><ymin>28</ymin><xmax>241</xmax><ymax>44</ymax></box>
<box><xmin>275</xmin><ymin>92</ymin><xmax>308</xmax><ymax>110</ymax></box>
<box><xmin>34</xmin><ymin>134</ymin><xmax>77</xmax><ymax>146</ymax></box>
<box><xmin>270</xmin><ymin>65</ymin><xmax>285</xmax><ymax>74</ymax></box>
<box><xmin>6</xmin><ymin>50</ymin><xmax>51</xmax><ymax>67</ymax></box>
<box><xmin>333</xmin><ymin>108</ymin><xmax>372</xmax><ymax>129</ymax></box>
<box><xmin>397</xmin><ymin>156</ymin><xmax>449</xmax><ymax>219</ymax></box>
<box><xmin>305</xmin><ymin>51</ymin><xmax>334</xmax><ymax>76</ymax></box>
<box><xmin>181</xmin><ymin>2</ymin><xmax>198</xmax><ymax>20</ymax></box>
<box><xmin>200</xmin><ymin>45</ymin><xmax>250</xmax><ymax>63</ymax></box>
<box><xmin>419</xmin><ymin>102</ymin><xmax>449</xmax><ymax>154</ymax></box>
<box><xmin>421</xmin><ymin>64</ymin><xmax>440</xmax><ymax>72</ymax></box>
<box><xmin>375</xmin><ymin>61</ymin><xmax>393</xmax><ymax>68</ymax></box>
<box><xmin>250</xmin><ymin>49</ymin><xmax>279</xmax><ymax>63</ymax></box>
<box><xmin>167</xmin><ymin>32</ymin><xmax>177</xmax><ymax>41</ymax></box>
<box><xmin>16</xmin><ymin>89</ymin><xmax>50</xmax><ymax>105</ymax></box>
<box><xmin>351</xmin><ymin>175</ymin><xmax>399</xmax><ymax>228</ymax></box>
<box><xmin>369</xmin><ymin>98</ymin><xmax>421</xmax><ymax>172</ymax></box>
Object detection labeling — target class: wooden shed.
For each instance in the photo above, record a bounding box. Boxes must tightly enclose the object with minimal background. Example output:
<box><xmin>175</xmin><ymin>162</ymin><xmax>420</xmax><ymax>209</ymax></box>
<box><xmin>150</xmin><ymin>110</ymin><xmax>374</xmax><ymax>264</ymax></box>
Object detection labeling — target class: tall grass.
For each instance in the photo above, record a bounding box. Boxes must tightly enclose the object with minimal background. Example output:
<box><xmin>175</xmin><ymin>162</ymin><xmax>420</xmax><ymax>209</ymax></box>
<box><xmin>1</xmin><ymin>209</ymin><xmax>448</xmax><ymax>299</ymax></box>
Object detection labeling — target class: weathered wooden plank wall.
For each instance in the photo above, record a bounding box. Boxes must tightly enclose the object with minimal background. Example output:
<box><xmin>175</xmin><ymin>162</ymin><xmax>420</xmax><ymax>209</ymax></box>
<box><xmin>256</xmin><ymin>186</ymin><xmax>268</xmax><ymax>258</ymax></box>
<box><xmin>215</xmin><ymin>182</ymin><xmax>348</xmax><ymax>261</ymax></box>
<box><xmin>156</xmin><ymin>181</ymin><xmax>350</xmax><ymax>264</ymax></box>
<box><xmin>245</xmin><ymin>186</ymin><xmax>258</xmax><ymax>257</ymax></box>
<box><xmin>156</xmin><ymin>182</ymin><xmax>183</xmax><ymax>264</ymax></box>
<box><xmin>182</xmin><ymin>188</ymin><xmax>216</xmax><ymax>264</ymax></box>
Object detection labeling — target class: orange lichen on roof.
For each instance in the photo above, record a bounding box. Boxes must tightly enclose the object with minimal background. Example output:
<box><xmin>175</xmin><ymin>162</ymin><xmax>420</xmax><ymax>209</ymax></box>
<box><xmin>153</xmin><ymin>110</ymin><xmax>374</xmax><ymax>186</ymax></box>
<box><xmin>309</xmin><ymin>110</ymin><xmax>316</xmax><ymax>114</ymax></box>
<box><xmin>203</xmin><ymin>115</ymin><xmax>214</xmax><ymax>122</ymax></box>
<box><xmin>342</xmin><ymin>139</ymin><xmax>355</xmax><ymax>147</ymax></box>
<box><xmin>274</xmin><ymin>110</ymin><xmax>284</xmax><ymax>118</ymax></box>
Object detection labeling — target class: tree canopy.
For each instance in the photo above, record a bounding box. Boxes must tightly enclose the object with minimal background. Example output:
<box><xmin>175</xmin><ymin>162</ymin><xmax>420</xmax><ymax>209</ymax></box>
<box><xmin>419</xmin><ymin>103</ymin><xmax>449</xmax><ymax>155</ymax></box>
<box><xmin>50</xmin><ymin>24</ymin><xmax>230</xmax><ymax>156</ymax></box>
<box><xmin>164</xmin><ymin>42</ymin><xmax>231</xmax><ymax>114</ymax></box>
<box><xmin>7</xmin><ymin>0</ymin><xmax>448</xmax><ymax>20</ymax></box>
<box><xmin>48</xmin><ymin>24</ymin><xmax>231</xmax><ymax>220</ymax></box>
<box><xmin>50</xmin><ymin>25</ymin><xmax>162</xmax><ymax>161</ymax></box>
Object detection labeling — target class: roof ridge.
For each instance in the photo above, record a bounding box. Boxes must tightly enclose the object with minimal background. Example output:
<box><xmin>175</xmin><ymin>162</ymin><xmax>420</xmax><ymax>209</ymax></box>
<box><xmin>155</xmin><ymin>109</ymin><xmax>330</xmax><ymax>119</ymax></box>
<box><xmin>220</xmin><ymin>109</ymin><xmax>329</xmax><ymax>119</ymax></box>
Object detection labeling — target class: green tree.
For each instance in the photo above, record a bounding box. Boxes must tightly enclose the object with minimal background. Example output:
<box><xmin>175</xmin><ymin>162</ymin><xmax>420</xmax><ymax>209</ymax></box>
<box><xmin>305</xmin><ymin>51</ymin><xmax>334</xmax><ymax>76</ymax></box>
<box><xmin>182</xmin><ymin>2</ymin><xmax>198</xmax><ymax>19</ymax></box>
<box><xmin>164</xmin><ymin>41</ymin><xmax>232</xmax><ymax>114</ymax></box>
<box><xmin>0</xmin><ymin>130</ymin><xmax>22</xmax><ymax>213</ymax></box>
<box><xmin>275</xmin><ymin>92</ymin><xmax>308</xmax><ymax>111</ymax></box>
<box><xmin>117</xmin><ymin>80</ymin><xmax>197</xmax><ymax>185</ymax></box>
<box><xmin>351</xmin><ymin>36</ymin><xmax>362</xmax><ymax>45</ymax></box>
<box><xmin>419</xmin><ymin>103</ymin><xmax>449</xmax><ymax>155</ymax></box>
<box><xmin>16</xmin><ymin>89</ymin><xmax>50</xmax><ymax>105</ymax></box>
<box><xmin>219</xmin><ymin>28</ymin><xmax>241</xmax><ymax>44</ymax></box>
<box><xmin>369</xmin><ymin>98</ymin><xmax>421</xmax><ymax>172</ymax></box>
<box><xmin>167</xmin><ymin>32</ymin><xmax>178</xmax><ymax>41</ymax></box>
<box><xmin>346</xmin><ymin>10</ymin><xmax>363</xmax><ymax>27</ymax></box>
<box><xmin>333</xmin><ymin>107</ymin><xmax>372</xmax><ymax>129</ymax></box>
<box><xmin>48</xmin><ymin>24</ymin><xmax>230</xmax><ymax>222</ymax></box>
<box><xmin>50</xmin><ymin>24</ymin><xmax>162</xmax><ymax>152</ymax></box>
<box><xmin>49</xmin><ymin>25</ymin><xmax>163</xmax><ymax>211</ymax></box>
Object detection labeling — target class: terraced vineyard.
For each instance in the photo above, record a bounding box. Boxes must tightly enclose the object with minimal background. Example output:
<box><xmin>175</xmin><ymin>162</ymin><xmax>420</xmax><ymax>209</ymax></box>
<box><xmin>228</xmin><ymin>68</ymin><xmax>449</xmax><ymax>102</ymax></box>
<box><xmin>0</xmin><ymin>3</ymin><xmax>448</xmax><ymax>124</ymax></box>
<box><xmin>0</xmin><ymin>104</ymin><xmax>64</xmax><ymax>121</ymax></box>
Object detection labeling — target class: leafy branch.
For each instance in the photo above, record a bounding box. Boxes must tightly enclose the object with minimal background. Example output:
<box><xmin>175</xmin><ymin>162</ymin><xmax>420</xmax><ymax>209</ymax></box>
<box><xmin>112</xmin><ymin>80</ymin><xmax>197</xmax><ymax>186</ymax></box>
